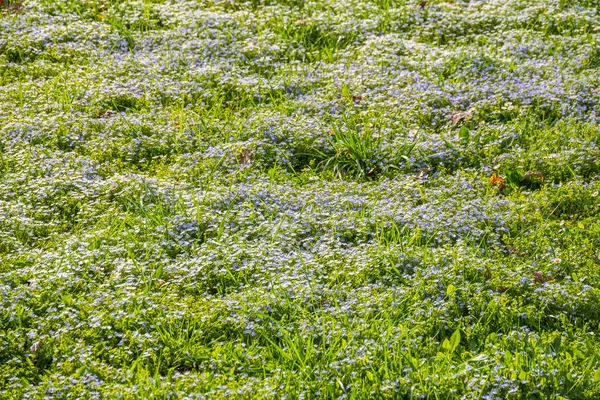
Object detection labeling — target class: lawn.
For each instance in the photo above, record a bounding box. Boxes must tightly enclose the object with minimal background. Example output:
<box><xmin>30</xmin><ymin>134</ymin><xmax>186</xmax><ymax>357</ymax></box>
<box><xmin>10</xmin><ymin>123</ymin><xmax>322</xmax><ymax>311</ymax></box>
<box><xmin>1</xmin><ymin>0</ymin><xmax>600</xmax><ymax>398</ymax></box>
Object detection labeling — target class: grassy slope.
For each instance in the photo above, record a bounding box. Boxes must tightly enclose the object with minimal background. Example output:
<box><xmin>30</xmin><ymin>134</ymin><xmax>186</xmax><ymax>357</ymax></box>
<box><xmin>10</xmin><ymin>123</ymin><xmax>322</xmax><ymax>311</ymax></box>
<box><xmin>1</xmin><ymin>0</ymin><xmax>600</xmax><ymax>398</ymax></box>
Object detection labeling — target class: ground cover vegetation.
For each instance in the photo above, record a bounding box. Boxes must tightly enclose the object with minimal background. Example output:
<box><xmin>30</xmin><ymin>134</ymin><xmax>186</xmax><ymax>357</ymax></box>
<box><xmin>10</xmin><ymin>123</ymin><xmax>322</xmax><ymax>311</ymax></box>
<box><xmin>1</xmin><ymin>0</ymin><xmax>600</xmax><ymax>398</ymax></box>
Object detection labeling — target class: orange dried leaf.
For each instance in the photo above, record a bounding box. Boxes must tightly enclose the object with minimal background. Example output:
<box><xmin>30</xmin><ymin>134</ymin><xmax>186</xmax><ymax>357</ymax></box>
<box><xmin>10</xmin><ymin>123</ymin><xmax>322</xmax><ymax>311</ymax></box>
<box><xmin>489</xmin><ymin>173</ymin><xmax>505</xmax><ymax>191</ymax></box>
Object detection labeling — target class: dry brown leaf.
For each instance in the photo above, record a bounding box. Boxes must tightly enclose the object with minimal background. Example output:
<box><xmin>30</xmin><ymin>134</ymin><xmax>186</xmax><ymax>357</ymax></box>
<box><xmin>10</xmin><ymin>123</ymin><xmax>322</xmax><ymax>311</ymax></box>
<box><xmin>451</xmin><ymin>110</ymin><xmax>471</xmax><ymax>124</ymax></box>
<box><xmin>413</xmin><ymin>167</ymin><xmax>430</xmax><ymax>181</ymax></box>
<box><xmin>505</xmin><ymin>243</ymin><xmax>525</xmax><ymax>256</ymax></box>
<box><xmin>97</xmin><ymin>110</ymin><xmax>115</xmax><ymax>119</ymax></box>
<box><xmin>1</xmin><ymin>0</ymin><xmax>23</xmax><ymax>12</ymax></box>
<box><xmin>533</xmin><ymin>271</ymin><xmax>545</xmax><ymax>284</ymax></box>
<box><xmin>30</xmin><ymin>341</ymin><xmax>41</xmax><ymax>354</ymax></box>
<box><xmin>533</xmin><ymin>271</ymin><xmax>553</xmax><ymax>284</ymax></box>
<box><xmin>238</xmin><ymin>148</ymin><xmax>252</xmax><ymax>168</ymax></box>
<box><xmin>523</xmin><ymin>170</ymin><xmax>544</xmax><ymax>182</ymax></box>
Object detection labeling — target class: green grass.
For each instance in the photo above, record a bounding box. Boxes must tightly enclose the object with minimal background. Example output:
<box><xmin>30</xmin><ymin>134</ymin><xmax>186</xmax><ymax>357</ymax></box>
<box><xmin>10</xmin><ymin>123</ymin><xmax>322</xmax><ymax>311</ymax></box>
<box><xmin>1</xmin><ymin>0</ymin><xmax>600</xmax><ymax>398</ymax></box>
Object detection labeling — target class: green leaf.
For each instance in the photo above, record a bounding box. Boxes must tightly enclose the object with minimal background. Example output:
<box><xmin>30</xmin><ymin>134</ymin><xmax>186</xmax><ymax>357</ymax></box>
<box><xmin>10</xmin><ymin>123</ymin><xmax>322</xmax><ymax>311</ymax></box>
<box><xmin>449</xmin><ymin>329</ymin><xmax>461</xmax><ymax>353</ymax></box>
<box><xmin>446</xmin><ymin>284</ymin><xmax>456</xmax><ymax>295</ymax></box>
<box><xmin>552</xmin><ymin>336</ymin><xmax>562</xmax><ymax>352</ymax></box>
<box><xmin>442</xmin><ymin>338</ymin><xmax>451</xmax><ymax>351</ymax></box>
<box><xmin>585</xmin><ymin>355</ymin><xmax>595</xmax><ymax>376</ymax></box>
<box><xmin>154</xmin><ymin>264</ymin><xmax>163</xmax><ymax>280</ymax></box>
<box><xmin>61</xmin><ymin>294</ymin><xmax>72</xmax><ymax>306</ymax></box>
<box><xmin>573</xmin><ymin>348</ymin><xmax>585</xmax><ymax>358</ymax></box>
<box><xmin>74</xmin><ymin>365</ymin><xmax>87</xmax><ymax>379</ymax></box>
<box><xmin>458</xmin><ymin>126</ymin><xmax>470</xmax><ymax>144</ymax></box>
<box><xmin>519</xmin><ymin>370</ymin><xmax>527</xmax><ymax>380</ymax></box>
<box><xmin>484</xmin><ymin>268</ymin><xmax>492</xmax><ymax>281</ymax></box>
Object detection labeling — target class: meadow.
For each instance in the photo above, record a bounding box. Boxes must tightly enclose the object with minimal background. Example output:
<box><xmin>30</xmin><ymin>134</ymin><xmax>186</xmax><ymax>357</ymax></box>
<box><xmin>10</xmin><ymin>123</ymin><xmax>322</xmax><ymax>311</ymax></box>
<box><xmin>1</xmin><ymin>0</ymin><xmax>600</xmax><ymax>398</ymax></box>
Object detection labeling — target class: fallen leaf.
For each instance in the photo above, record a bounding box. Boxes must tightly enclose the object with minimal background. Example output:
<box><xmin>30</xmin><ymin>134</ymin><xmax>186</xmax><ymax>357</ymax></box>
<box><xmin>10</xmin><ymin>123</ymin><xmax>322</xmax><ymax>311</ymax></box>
<box><xmin>419</xmin><ymin>1</ymin><xmax>428</xmax><ymax>8</ymax></box>
<box><xmin>533</xmin><ymin>271</ymin><xmax>553</xmax><ymax>284</ymax></box>
<box><xmin>533</xmin><ymin>271</ymin><xmax>544</xmax><ymax>283</ymax></box>
<box><xmin>97</xmin><ymin>110</ymin><xmax>115</xmax><ymax>119</ymax></box>
<box><xmin>489</xmin><ymin>173</ymin><xmax>505</xmax><ymax>191</ymax></box>
<box><xmin>413</xmin><ymin>167</ymin><xmax>430</xmax><ymax>181</ymax></box>
<box><xmin>505</xmin><ymin>243</ymin><xmax>525</xmax><ymax>256</ymax></box>
<box><xmin>238</xmin><ymin>148</ymin><xmax>252</xmax><ymax>168</ymax></box>
<box><xmin>1</xmin><ymin>0</ymin><xmax>23</xmax><ymax>12</ymax></box>
<box><xmin>523</xmin><ymin>170</ymin><xmax>544</xmax><ymax>182</ymax></box>
<box><xmin>451</xmin><ymin>110</ymin><xmax>471</xmax><ymax>124</ymax></box>
<box><xmin>30</xmin><ymin>341</ymin><xmax>41</xmax><ymax>354</ymax></box>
